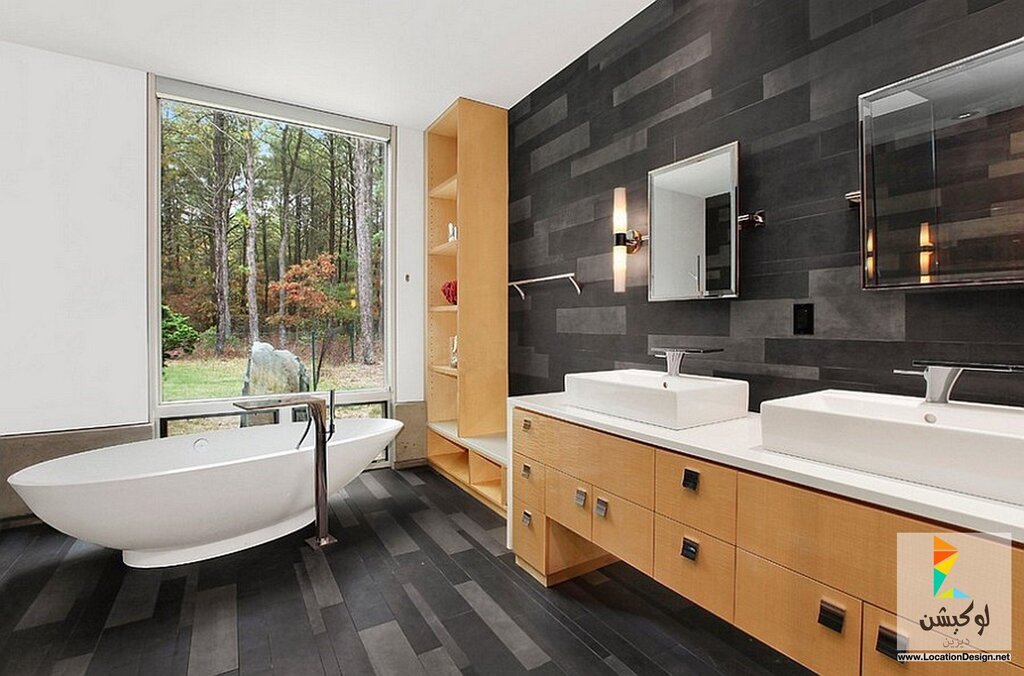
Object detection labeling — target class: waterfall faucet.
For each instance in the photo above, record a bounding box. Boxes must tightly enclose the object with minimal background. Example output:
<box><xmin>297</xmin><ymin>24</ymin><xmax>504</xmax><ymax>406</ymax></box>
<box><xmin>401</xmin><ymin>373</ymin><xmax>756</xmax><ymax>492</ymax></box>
<box><xmin>893</xmin><ymin>360</ymin><xmax>1024</xmax><ymax>404</ymax></box>
<box><xmin>649</xmin><ymin>347</ymin><xmax>724</xmax><ymax>376</ymax></box>
<box><xmin>234</xmin><ymin>393</ymin><xmax>337</xmax><ymax>550</ymax></box>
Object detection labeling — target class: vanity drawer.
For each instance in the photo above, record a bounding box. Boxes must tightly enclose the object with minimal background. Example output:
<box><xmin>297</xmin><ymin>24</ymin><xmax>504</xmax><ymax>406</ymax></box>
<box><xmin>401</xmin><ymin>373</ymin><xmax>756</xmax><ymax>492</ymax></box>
<box><xmin>512</xmin><ymin>453</ymin><xmax>545</xmax><ymax>510</ymax></box>
<box><xmin>653</xmin><ymin>515</ymin><xmax>734</xmax><ymax>621</ymax></box>
<box><xmin>860</xmin><ymin>603</ymin><xmax>1022</xmax><ymax>675</ymax></box>
<box><xmin>545</xmin><ymin>469</ymin><xmax>592</xmax><ymax>539</ymax></box>
<box><xmin>737</xmin><ymin>473</ymin><xmax>938</xmax><ymax>612</ymax></box>
<box><xmin>515</xmin><ymin>411</ymin><xmax>655</xmax><ymax>507</ymax></box>
<box><xmin>735</xmin><ymin>550</ymin><xmax>862</xmax><ymax>676</ymax></box>
<box><xmin>592</xmin><ymin>490</ymin><xmax>654</xmax><ymax>575</ymax></box>
<box><xmin>513</xmin><ymin>408</ymin><xmax>554</xmax><ymax>463</ymax></box>
<box><xmin>655</xmin><ymin>450</ymin><xmax>737</xmax><ymax>543</ymax></box>
<box><xmin>512</xmin><ymin>499</ymin><xmax>546</xmax><ymax>573</ymax></box>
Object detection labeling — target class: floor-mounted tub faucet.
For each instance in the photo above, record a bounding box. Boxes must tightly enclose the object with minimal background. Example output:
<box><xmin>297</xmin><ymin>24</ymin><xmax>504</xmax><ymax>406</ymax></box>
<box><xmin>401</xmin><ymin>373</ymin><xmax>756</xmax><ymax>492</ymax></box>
<box><xmin>234</xmin><ymin>393</ymin><xmax>338</xmax><ymax>550</ymax></box>
<box><xmin>894</xmin><ymin>360</ymin><xmax>1024</xmax><ymax>404</ymax></box>
<box><xmin>649</xmin><ymin>347</ymin><xmax>724</xmax><ymax>377</ymax></box>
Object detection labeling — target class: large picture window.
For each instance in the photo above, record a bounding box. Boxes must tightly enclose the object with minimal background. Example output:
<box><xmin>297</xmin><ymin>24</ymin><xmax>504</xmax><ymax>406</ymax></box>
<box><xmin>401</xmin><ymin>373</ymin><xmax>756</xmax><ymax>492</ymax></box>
<box><xmin>157</xmin><ymin>84</ymin><xmax>389</xmax><ymax>406</ymax></box>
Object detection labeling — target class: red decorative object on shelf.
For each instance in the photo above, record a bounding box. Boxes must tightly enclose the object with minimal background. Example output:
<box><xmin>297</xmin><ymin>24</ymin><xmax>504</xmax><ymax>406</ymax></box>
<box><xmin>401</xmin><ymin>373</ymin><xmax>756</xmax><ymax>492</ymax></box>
<box><xmin>441</xmin><ymin>279</ymin><xmax>458</xmax><ymax>305</ymax></box>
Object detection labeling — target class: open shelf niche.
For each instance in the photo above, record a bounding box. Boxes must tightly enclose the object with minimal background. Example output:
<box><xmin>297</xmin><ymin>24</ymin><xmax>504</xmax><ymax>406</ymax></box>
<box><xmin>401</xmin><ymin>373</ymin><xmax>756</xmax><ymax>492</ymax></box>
<box><xmin>424</xmin><ymin>98</ymin><xmax>508</xmax><ymax>515</ymax></box>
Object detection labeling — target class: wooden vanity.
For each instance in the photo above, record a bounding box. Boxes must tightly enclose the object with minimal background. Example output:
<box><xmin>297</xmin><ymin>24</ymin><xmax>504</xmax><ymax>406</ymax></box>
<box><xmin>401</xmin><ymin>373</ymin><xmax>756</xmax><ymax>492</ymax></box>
<box><xmin>511</xmin><ymin>407</ymin><xmax>1024</xmax><ymax>675</ymax></box>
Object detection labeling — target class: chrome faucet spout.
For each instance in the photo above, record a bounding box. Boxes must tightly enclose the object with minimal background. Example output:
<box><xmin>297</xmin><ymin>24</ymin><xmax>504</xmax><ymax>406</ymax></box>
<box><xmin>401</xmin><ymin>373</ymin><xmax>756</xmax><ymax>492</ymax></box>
<box><xmin>894</xmin><ymin>360</ymin><xmax>1023</xmax><ymax>404</ymax></box>
<box><xmin>649</xmin><ymin>347</ymin><xmax>724</xmax><ymax>377</ymax></box>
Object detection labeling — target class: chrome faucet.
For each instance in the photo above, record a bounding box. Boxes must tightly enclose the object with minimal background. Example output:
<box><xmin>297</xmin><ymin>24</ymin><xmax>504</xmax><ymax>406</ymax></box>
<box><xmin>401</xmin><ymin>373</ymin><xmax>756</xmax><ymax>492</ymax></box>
<box><xmin>235</xmin><ymin>390</ymin><xmax>338</xmax><ymax>550</ymax></box>
<box><xmin>894</xmin><ymin>360</ymin><xmax>1023</xmax><ymax>404</ymax></box>
<box><xmin>650</xmin><ymin>347</ymin><xmax>724</xmax><ymax>376</ymax></box>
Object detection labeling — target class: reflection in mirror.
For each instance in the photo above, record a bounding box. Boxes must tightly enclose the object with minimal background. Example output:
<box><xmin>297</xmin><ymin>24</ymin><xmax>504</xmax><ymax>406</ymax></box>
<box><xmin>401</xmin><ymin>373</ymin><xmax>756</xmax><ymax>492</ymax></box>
<box><xmin>861</xmin><ymin>37</ymin><xmax>1024</xmax><ymax>288</ymax></box>
<box><xmin>648</xmin><ymin>142</ymin><xmax>738</xmax><ymax>301</ymax></box>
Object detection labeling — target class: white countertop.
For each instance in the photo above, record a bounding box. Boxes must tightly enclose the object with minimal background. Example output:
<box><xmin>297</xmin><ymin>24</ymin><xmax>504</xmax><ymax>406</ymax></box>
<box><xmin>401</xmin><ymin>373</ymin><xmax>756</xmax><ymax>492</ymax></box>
<box><xmin>508</xmin><ymin>392</ymin><xmax>1024</xmax><ymax>543</ymax></box>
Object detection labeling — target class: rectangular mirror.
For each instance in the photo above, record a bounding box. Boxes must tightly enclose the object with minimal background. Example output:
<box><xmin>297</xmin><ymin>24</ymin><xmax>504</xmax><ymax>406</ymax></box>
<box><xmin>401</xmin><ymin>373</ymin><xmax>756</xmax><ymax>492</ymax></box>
<box><xmin>648</xmin><ymin>142</ymin><xmax>738</xmax><ymax>301</ymax></box>
<box><xmin>861</xmin><ymin>37</ymin><xmax>1024</xmax><ymax>289</ymax></box>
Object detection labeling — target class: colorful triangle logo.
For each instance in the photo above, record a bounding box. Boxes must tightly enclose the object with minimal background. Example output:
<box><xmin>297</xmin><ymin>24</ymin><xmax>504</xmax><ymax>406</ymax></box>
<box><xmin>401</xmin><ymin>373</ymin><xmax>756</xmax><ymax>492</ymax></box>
<box><xmin>932</xmin><ymin>537</ymin><xmax>969</xmax><ymax>599</ymax></box>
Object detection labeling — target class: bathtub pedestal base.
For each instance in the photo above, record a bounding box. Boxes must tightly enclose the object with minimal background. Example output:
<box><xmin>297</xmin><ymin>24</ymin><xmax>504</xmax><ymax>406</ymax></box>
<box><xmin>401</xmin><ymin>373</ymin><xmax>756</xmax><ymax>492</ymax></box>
<box><xmin>306</xmin><ymin>533</ymin><xmax>338</xmax><ymax>550</ymax></box>
<box><xmin>122</xmin><ymin>510</ymin><xmax>314</xmax><ymax>568</ymax></box>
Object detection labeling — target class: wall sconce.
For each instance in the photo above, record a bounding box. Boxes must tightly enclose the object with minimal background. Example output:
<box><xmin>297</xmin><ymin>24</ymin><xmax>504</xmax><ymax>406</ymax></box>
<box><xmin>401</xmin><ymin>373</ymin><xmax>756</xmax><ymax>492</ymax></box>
<box><xmin>612</xmin><ymin>187</ymin><xmax>645</xmax><ymax>293</ymax></box>
<box><xmin>919</xmin><ymin>221</ymin><xmax>935</xmax><ymax>284</ymax></box>
<box><xmin>864</xmin><ymin>228</ymin><xmax>876</xmax><ymax>281</ymax></box>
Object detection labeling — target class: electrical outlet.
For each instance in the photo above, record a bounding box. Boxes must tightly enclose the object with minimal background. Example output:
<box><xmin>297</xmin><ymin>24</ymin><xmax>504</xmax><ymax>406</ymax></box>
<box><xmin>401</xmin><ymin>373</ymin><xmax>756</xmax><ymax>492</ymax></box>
<box><xmin>794</xmin><ymin>303</ymin><xmax>814</xmax><ymax>335</ymax></box>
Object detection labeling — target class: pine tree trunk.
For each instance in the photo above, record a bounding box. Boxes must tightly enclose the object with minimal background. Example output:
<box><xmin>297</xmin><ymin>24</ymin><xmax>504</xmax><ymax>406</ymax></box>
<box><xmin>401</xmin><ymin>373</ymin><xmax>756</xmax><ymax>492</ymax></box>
<box><xmin>328</xmin><ymin>136</ymin><xmax>338</xmax><ymax>281</ymax></box>
<box><xmin>277</xmin><ymin>127</ymin><xmax>303</xmax><ymax>347</ymax></box>
<box><xmin>353</xmin><ymin>140</ymin><xmax>375</xmax><ymax>365</ymax></box>
<box><xmin>243</xmin><ymin>120</ymin><xmax>260</xmax><ymax>346</ymax></box>
<box><xmin>212</xmin><ymin>110</ymin><xmax>232</xmax><ymax>355</ymax></box>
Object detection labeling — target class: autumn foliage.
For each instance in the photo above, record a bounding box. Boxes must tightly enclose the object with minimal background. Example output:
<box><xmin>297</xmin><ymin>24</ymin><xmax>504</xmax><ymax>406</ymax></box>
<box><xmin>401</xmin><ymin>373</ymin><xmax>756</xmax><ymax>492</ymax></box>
<box><xmin>268</xmin><ymin>253</ymin><xmax>355</xmax><ymax>329</ymax></box>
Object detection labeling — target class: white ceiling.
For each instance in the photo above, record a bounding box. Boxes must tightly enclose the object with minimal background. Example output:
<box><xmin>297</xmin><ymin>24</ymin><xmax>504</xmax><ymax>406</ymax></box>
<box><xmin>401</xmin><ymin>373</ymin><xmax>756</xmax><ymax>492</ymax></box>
<box><xmin>0</xmin><ymin>0</ymin><xmax>655</xmax><ymax>129</ymax></box>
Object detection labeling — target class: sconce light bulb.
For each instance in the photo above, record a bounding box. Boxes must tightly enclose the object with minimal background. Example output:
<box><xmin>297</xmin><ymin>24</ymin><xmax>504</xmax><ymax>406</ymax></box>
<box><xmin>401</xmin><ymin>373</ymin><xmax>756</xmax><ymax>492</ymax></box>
<box><xmin>613</xmin><ymin>187</ymin><xmax>627</xmax><ymax>234</ymax></box>
<box><xmin>613</xmin><ymin>245</ymin><xmax>627</xmax><ymax>293</ymax></box>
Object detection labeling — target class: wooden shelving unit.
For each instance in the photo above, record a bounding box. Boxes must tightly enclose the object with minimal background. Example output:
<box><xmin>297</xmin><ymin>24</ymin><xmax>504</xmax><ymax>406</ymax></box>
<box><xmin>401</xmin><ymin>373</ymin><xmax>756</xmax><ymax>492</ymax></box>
<box><xmin>424</xmin><ymin>98</ymin><xmax>508</xmax><ymax>515</ymax></box>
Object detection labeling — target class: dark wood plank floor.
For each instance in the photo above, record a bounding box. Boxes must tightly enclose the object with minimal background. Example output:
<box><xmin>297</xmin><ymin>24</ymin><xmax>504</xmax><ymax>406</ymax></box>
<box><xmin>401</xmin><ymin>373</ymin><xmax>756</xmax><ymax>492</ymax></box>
<box><xmin>0</xmin><ymin>468</ymin><xmax>810</xmax><ymax>676</ymax></box>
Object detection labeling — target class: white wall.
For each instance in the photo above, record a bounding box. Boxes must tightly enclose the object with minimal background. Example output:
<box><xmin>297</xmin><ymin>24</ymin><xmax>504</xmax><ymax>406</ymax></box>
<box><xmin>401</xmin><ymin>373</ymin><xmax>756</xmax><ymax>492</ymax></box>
<box><xmin>393</xmin><ymin>126</ymin><xmax>425</xmax><ymax>403</ymax></box>
<box><xmin>0</xmin><ymin>41</ymin><xmax>149</xmax><ymax>435</ymax></box>
<box><xmin>650</xmin><ymin>188</ymin><xmax>704</xmax><ymax>299</ymax></box>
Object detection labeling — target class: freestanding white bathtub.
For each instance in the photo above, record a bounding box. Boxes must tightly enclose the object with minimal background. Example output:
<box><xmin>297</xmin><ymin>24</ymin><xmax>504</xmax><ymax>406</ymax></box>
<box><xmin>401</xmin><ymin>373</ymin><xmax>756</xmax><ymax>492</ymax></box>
<box><xmin>7</xmin><ymin>418</ymin><xmax>402</xmax><ymax>568</ymax></box>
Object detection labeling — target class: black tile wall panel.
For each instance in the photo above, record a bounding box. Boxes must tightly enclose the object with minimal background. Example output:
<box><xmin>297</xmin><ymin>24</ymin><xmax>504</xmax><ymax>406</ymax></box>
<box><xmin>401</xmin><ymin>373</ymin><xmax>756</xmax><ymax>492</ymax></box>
<box><xmin>508</xmin><ymin>0</ymin><xmax>1024</xmax><ymax>408</ymax></box>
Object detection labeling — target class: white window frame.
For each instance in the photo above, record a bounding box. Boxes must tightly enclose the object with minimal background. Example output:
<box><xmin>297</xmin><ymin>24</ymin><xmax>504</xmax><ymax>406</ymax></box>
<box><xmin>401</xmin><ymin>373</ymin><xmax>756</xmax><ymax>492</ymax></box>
<box><xmin>147</xmin><ymin>76</ymin><xmax>397</xmax><ymax>459</ymax></box>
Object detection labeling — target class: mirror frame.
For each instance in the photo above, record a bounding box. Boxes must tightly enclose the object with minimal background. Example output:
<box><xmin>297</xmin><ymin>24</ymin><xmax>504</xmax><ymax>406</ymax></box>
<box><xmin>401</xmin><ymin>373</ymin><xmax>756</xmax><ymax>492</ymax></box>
<box><xmin>647</xmin><ymin>141</ymin><xmax>740</xmax><ymax>302</ymax></box>
<box><xmin>859</xmin><ymin>36</ymin><xmax>1024</xmax><ymax>290</ymax></box>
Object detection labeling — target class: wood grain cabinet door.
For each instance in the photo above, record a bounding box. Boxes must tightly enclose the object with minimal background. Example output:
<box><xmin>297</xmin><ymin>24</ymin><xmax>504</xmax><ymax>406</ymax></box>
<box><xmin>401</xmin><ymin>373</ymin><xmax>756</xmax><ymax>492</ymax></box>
<box><xmin>653</xmin><ymin>515</ymin><xmax>735</xmax><ymax>621</ymax></box>
<box><xmin>545</xmin><ymin>469</ymin><xmax>593</xmax><ymax>539</ymax></box>
<box><xmin>512</xmin><ymin>452</ymin><xmax>545</xmax><ymax>511</ymax></box>
<box><xmin>861</xmin><ymin>603</ymin><xmax>1023</xmax><ymax>675</ymax></box>
<box><xmin>512</xmin><ymin>408</ymin><xmax>554</xmax><ymax>463</ymax></box>
<box><xmin>737</xmin><ymin>473</ymin><xmax>938</xmax><ymax>612</ymax></box>
<box><xmin>655</xmin><ymin>450</ymin><xmax>737</xmax><ymax>542</ymax></box>
<box><xmin>735</xmin><ymin>550</ymin><xmax>862</xmax><ymax>676</ymax></box>
<box><xmin>512</xmin><ymin>499</ymin><xmax>546</xmax><ymax>573</ymax></box>
<box><xmin>591</xmin><ymin>491</ymin><xmax>654</xmax><ymax>575</ymax></box>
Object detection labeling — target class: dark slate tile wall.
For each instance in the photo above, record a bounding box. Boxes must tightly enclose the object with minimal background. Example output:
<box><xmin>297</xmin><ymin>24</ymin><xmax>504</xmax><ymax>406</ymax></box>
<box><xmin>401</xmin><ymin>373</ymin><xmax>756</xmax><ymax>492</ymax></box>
<box><xmin>508</xmin><ymin>0</ymin><xmax>1024</xmax><ymax>409</ymax></box>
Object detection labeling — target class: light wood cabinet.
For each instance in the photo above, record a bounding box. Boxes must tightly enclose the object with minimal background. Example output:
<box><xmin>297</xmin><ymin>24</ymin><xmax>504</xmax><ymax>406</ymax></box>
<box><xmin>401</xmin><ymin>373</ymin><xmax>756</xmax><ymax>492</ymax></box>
<box><xmin>1014</xmin><ymin>547</ymin><xmax>1024</xmax><ymax>667</ymax></box>
<box><xmin>512</xmin><ymin>411</ymin><xmax>654</xmax><ymax>507</ymax></box>
<box><xmin>510</xmin><ymin>406</ymin><xmax>1024</xmax><ymax>675</ymax></box>
<box><xmin>512</xmin><ymin>499</ymin><xmax>545</xmax><ymax>573</ymax></box>
<box><xmin>736</xmin><ymin>472</ymin><xmax>939</xmax><ymax>612</ymax></box>
<box><xmin>545</xmin><ymin>469</ymin><xmax>592</xmax><ymax>539</ymax></box>
<box><xmin>654</xmin><ymin>449</ymin><xmax>737</xmax><ymax>543</ymax></box>
<box><xmin>735</xmin><ymin>550</ymin><xmax>862</xmax><ymax>676</ymax></box>
<box><xmin>591</xmin><ymin>489</ymin><xmax>654</xmax><ymax>575</ymax></box>
<box><xmin>512</xmin><ymin>452</ymin><xmax>545</xmax><ymax>511</ymax></box>
<box><xmin>653</xmin><ymin>515</ymin><xmax>735</xmax><ymax>621</ymax></box>
<box><xmin>512</xmin><ymin>408</ymin><xmax>553</xmax><ymax>463</ymax></box>
<box><xmin>424</xmin><ymin>97</ymin><xmax>508</xmax><ymax>513</ymax></box>
<box><xmin>861</xmin><ymin>604</ymin><xmax>1023</xmax><ymax>675</ymax></box>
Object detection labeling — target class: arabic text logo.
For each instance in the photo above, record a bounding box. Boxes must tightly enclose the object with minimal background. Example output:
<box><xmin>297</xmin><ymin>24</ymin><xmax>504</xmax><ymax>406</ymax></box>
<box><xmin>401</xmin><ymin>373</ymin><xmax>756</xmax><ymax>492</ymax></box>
<box><xmin>933</xmin><ymin>536</ymin><xmax>969</xmax><ymax>599</ymax></box>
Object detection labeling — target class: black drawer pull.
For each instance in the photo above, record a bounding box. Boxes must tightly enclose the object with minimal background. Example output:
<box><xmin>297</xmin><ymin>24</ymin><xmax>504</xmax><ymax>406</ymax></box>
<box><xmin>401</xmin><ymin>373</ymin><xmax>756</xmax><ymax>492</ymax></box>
<box><xmin>680</xmin><ymin>538</ymin><xmax>699</xmax><ymax>561</ymax></box>
<box><xmin>522</xmin><ymin>418</ymin><xmax>532</xmax><ymax>431</ymax></box>
<box><xmin>521</xmin><ymin>464</ymin><xmax>531</xmax><ymax>479</ymax></box>
<box><xmin>875</xmin><ymin>626</ymin><xmax>907</xmax><ymax>661</ymax></box>
<box><xmin>575</xmin><ymin>488</ymin><xmax>587</xmax><ymax>507</ymax></box>
<box><xmin>817</xmin><ymin>600</ymin><xmax>845</xmax><ymax>634</ymax></box>
<box><xmin>595</xmin><ymin>498</ymin><xmax>609</xmax><ymax>518</ymax></box>
<box><xmin>682</xmin><ymin>468</ymin><xmax>700</xmax><ymax>491</ymax></box>
<box><xmin>521</xmin><ymin>511</ymin><xmax>532</xmax><ymax>526</ymax></box>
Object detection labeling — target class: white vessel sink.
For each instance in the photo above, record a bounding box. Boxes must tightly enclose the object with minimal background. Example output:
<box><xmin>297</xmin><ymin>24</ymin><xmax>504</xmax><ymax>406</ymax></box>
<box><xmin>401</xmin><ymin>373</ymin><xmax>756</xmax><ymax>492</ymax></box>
<box><xmin>563</xmin><ymin>369</ymin><xmax>749</xmax><ymax>430</ymax></box>
<box><xmin>761</xmin><ymin>390</ymin><xmax>1024</xmax><ymax>505</ymax></box>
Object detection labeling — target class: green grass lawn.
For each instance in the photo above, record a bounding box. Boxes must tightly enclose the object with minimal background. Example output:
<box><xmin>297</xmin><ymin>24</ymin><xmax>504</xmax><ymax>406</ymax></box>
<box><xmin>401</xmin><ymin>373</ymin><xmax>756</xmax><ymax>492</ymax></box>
<box><xmin>163</xmin><ymin>357</ymin><xmax>384</xmax><ymax>401</ymax></box>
